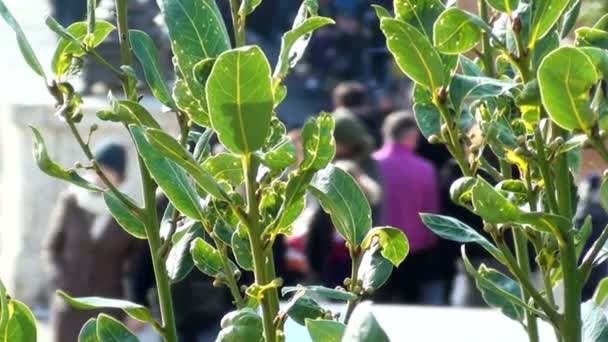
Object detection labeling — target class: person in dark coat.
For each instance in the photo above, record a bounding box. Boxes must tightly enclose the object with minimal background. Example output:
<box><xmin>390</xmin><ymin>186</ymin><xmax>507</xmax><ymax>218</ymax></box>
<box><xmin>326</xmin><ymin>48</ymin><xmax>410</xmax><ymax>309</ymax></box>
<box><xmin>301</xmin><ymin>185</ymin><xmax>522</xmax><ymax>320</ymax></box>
<box><xmin>43</xmin><ymin>142</ymin><xmax>142</xmax><ymax>342</ymax></box>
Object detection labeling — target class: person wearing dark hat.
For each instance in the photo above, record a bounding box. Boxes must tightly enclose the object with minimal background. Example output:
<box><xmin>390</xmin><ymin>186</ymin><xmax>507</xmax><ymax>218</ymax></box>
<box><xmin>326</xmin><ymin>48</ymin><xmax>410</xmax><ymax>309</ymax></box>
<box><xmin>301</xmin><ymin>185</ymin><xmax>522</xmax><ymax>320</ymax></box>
<box><xmin>43</xmin><ymin>142</ymin><xmax>143</xmax><ymax>342</ymax></box>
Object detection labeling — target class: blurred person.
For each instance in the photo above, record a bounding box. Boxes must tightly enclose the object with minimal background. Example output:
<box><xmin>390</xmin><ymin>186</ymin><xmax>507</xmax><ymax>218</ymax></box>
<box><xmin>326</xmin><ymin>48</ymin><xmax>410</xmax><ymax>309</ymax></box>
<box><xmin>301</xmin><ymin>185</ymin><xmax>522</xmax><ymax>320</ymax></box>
<box><xmin>43</xmin><ymin>142</ymin><xmax>143</xmax><ymax>342</ymax></box>
<box><xmin>51</xmin><ymin>0</ymin><xmax>87</xmax><ymax>26</ymax></box>
<box><xmin>333</xmin><ymin>81</ymin><xmax>385</xmax><ymax>146</ymax></box>
<box><xmin>372</xmin><ymin>111</ymin><xmax>441</xmax><ymax>304</ymax></box>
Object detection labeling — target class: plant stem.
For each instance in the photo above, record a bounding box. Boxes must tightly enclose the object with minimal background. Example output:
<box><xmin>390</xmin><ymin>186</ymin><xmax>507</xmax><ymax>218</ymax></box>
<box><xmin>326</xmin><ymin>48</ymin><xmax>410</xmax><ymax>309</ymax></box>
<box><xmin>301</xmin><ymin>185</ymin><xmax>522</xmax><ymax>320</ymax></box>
<box><xmin>114</xmin><ymin>0</ymin><xmax>136</xmax><ymax>100</ymax></box>
<box><xmin>513</xmin><ymin>230</ymin><xmax>539</xmax><ymax>342</ymax></box>
<box><xmin>229</xmin><ymin>0</ymin><xmax>246</xmax><ymax>47</ymax></box>
<box><xmin>87</xmin><ymin>0</ymin><xmax>96</xmax><ymax>34</ymax></box>
<box><xmin>477</xmin><ymin>0</ymin><xmax>495</xmax><ymax>77</ymax></box>
<box><xmin>344</xmin><ymin>249</ymin><xmax>362</xmax><ymax>324</ymax></box>
<box><xmin>533</xmin><ymin>127</ymin><xmax>559</xmax><ymax>214</ymax></box>
<box><xmin>215</xmin><ymin>237</ymin><xmax>246</xmax><ymax>309</ymax></box>
<box><xmin>560</xmin><ymin>238</ymin><xmax>582</xmax><ymax>342</ymax></box>
<box><xmin>243</xmin><ymin>153</ymin><xmax>278</xmax><ymax>342</ymax></box>
<box><xmin>434</xmin><ymin>100</ymin><xmax>472</xmax><ymax>176</ymax></box>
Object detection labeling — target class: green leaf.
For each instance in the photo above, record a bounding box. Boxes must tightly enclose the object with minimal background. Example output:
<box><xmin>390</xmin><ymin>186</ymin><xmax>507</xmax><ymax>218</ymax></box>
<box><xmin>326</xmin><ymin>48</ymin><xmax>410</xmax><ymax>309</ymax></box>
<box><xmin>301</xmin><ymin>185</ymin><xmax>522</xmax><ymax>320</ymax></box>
<box><xmin>576</xmin><ymin>27</ymin><xmax>608</xmax><ymax>50</ymax></box>
<box><xmin>57</xmin><ymin>291</ymin><xmax>154</xmax><ymax>323</ymax></box>
<box><xmin>529</xmin><ymin>0</ymin><xmax>570</xmax><ymax>48</ymax></box>
<box><xmin>96</xmin><ymin>314</ymin><xmax>138</xmax><ymax>342</ymax></box>
<box><xmin>190</xmin><ymin>237</ymin><xmax>224</xmax><ymax>277</ymax></box>
<box><xmin>202</xmin><ymin>153</ymin><xmax>243</xmax><ymax>186</ymax></box>
<box><xmin>593</xmin><ymin>278</ymin><xmax>608</xmax><ymax>306</ymax></box>
<box><xmin>217</xmin><ymin>309</ymin><xmax>263</xmax><ymax>342</ymax></box>
<box><xmin>239</xmin><ymin>0</ymin><xmax>262</xmax><ymax>15</ymax></box>
<box><xmin>157</xmin><ymin>0</ymin><xmax>230</xmax><ymax>126</ymax></box>
<box><xmin>487</xmin><ymin>0</ymin><xmax>519</xmax><ymax>14</ymax></box>
<box><xmin>282</xmin><ymin>285</ymin><xmax>357</xmax><ymax>302</ymax></box>
<box><xmin>420</xmin><ymin>213</ymin><xmax>504</xmax><ymax>262</ymax></box>
<box><xmin>582</xmin><ymin>300</ymin><xmax>608</xmax><ymax>342</ymax></box>
<box><xmin>433</xmin><ymin>8</ymin><xmax>483</xmax><ymax>54</ymax></box>
<box><xmin>51</xmin><ymin>20</ymin><xmax>115</xmax><ymax>77</ymax></box>
<box><xmin>167</xmin><ymin>223</ymin><xmax>205</xmax><ymax>283</ymax></box>
<box><xmin>0</xmin><ymin>1</ymin><xmax>46</xmax><ymax>78</ymax></box>
<box><xmin>2</xmin><ymin>300</ymin><xmax>36</xmax><ymax>342</ymax></box>
<box><xmin>371</xmin><ymin>5</ymin><xmax>391</xmax><ymax>20</ymax></box>
<box><xmin>0</xmin><ymin>280</ymin><xmax>7</xmax><ymax>338</ymax></box>
<box><xmin>381</xmin><ymin>18</ymin><xmax>445</xmax><ymax>91</ymax></box>
<box><xmin>103</xmin><ymin>192</ymin><xmax>146</xmax><ymax>239</ymax></box>
<box><xmin>450</xmin><ymin>75</ymin><xmax>516</xmax><ymax>114</ymax></box>
<box><xmin>274</xmin><ymin>14</ymin><xmax>334</xmax><ymax>82</ymax></box>
<box><xmin>231</xmin><ymin>225</ymin><xmax>253</xmax><ymax>271</ymax></box>
<box><xmin>394</xmin><ymin>0</ymin><xmax>445</xmax><ymax>38</ymax></box>
<box><xmin>129</xmin><ymin>30</ymin><xmax>174</xmax><ymax>108</ymax></box>
<box><xmin>131</xmin><ymin>126</ymin><xmax>205</xmax><ymax>220</ymax></box>
<box><xmin>359</xmin><ymin>248</ymin><xmax>393</xmax><ymax>290</ymax></box>
<box><xmin>207</xmin><ymin>46</ymin><xmax>274</xmax><ymax>154</ymax></box>
<box><xmin>306</xmin><ymin>319</ymin><xmax>345</xmax><ymax>342</ymax></box>
<box><xmin>413</xmin><ymin>103</ymin><xmax>441</xmax><ymax>139</ymax></box>
<box><xmin>30</xmin><ymin>127</ymin><xmax>101</xmax><ymax>192</ymax></box>
<box><xmin>287</xmin><ymin>296</ymin><xmax>325</xmax><ymax>326</ymax></box>
<box><xmin>538</xmin><ymin>47</ymin><xmax>599</xmax><ymax>132</ymax></box>
<box><xmin>142</xmin><ymin>127</ymin><xmax>228</xmax><ymax>200</ymax></box>
<box><xmin>308</xmin><ymin>164</ymin><xmax>372</xmax><ymax>246</ymax></box>
<box><xmin>460</xmin><ymin>55</ymin><xmax>483</xmax><ymax>76</ymax></box>
<box><xmin>301</xmin><ymin>112</ymin><xmax>336</xmax><ymax>171</ymax></box>
<box><xmin>518</xmin><ymin>212</ymin><xmax>570</xmax><ymax>238</ymax></box>
<box><xmin>258</xmin><ymin>138</ymin><xmax>298</xmax><ymax>171</ymax></box>
<box><xmin>561</xmin><ymin>0</ymin><xmax>581</xmax><ymax>39</ymax></box>
<box><xmin>342</xmin><ymin>303</ymin><xmax>389</xmax><ymax>342</ymax></box>
<box><xmin>471</xmin><ymin>178</ymin><xmax>522</xmax><ymax>223</ymax></box>
<box><xmin>361</xmin><ymin>227</ymin><xmax>409</xmax><ymax>267</ymax></box>
<box><xmin>78</xmin><ymin>319</ymin><xmax>99</xmax><ymax>342</ymax></box>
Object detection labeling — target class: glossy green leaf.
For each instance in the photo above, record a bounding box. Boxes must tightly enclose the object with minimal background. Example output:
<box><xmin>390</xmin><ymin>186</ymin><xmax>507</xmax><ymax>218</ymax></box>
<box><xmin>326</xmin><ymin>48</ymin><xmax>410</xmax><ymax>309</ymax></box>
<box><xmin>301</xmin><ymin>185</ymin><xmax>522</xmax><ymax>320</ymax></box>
<box><xmin>58</xmin><ymin>291</ymin><xmax>154</xmax><ymax>323</ymax></box>
<box><xmin>476</xmin><ymin>265</ymin><xmax>525</xmax><ymax>321</ymax></box>
<box><xmin>394</xmin><ymin>0</ymin><xmax>445</xmax><ymax>38</ymax></box>
<box><xmin>129</xmin><ymin>30</ymin><xmax>174</xmax><ymax>108</ymax></box>
<box><xmin>342</xmin><ymin>303</ymin><xmax>389</xmax><ymax>342</ymax></box>
<box><xmin>30</xmin><ymin>127</ymin><xmax>101</xmax><ymax>192</ymax></box>
<box><xmin>308</xmin><ymin>164</ymin><xmax>372</xmax><ymax>246</ymax></box>
<box><xmin>240</xmin><ymin>0</ymin><xmax>262</xmax><ymax>15</ymax></box>
<box><xmin>282</xmin><ymin>285</ymin><xmax>357</xmax><ymax>302</ymax></box>
<box><xmin>561</xmin><ymin>0</ymin><xmax>581</xmax><ymax>38</ymax></box>
<box><xmin>593</xmin><ymin>278</ymin><xmax>608</xmax><ymax>306</ymax></box>
<box><xmin>2</xmin><ymin>299</ymin><xmax>36</xmax><ymax>342</ymax></box>
<box><xmin>96</xmin><ymin>314</ymin><xmax>138</xmax><ymax>342</ymax></box>
<box><xmin>207</xmin><ymin>46</ymin><xmax>273</xmax><ymax>154</ymax></box>
<box><xmin>190</xmin><ymin>237</ymin><xmax>223</xmax><ymax>277</ymax></box>
<box><xmin>157</xmin><ymin>0</ymin><xmax>230</xmax><ymax>126</ymax></box>
<box><xmin>202</xmin><ymin>153</ymin><xmax>243</xmax><ymax>186</ymax></box>
<box><xmin>578</xmin><ymin>47</ymin><xmax>608</xmax><ymax>79</ymax></box>
<box><xmin>287</xmin><ymin>296</ymin><xmax>325</xmax><ymax>326</ymax></box>
<box><xmin>301</xmin><ymin>112</ymin><xmax>336</xmax><ymax>171</ymax></box>
<box><xmin>518</xmin><ymin>212</ymin><xmax>570</xmax><ymax>238</ymax></box>
<box><xmin>51</xmin><ymin>20</ymin><xmax>115</xmax><ymax>77</ymax></box>
<box><xmin>460</xmin><ymin>55</ymin><xmax>482</xmax><ymax>76</ymax></box>
<box><xmin>142</xmin><ymin>127</ymin><xmax>228</xmax><ymax>200</ymax></box>
<box><xmin>487</xmin><ymin>0</ymin><xmax>518</xmax><ymax>14</ymax></box>
<box><xmin>582</xmin><ymin>300</ymin><xmax>608</xmax><ymax>342</ymax></box>
<box><xmin>434</xmin><ymin>8</ymin><xmax>483</xmax><ymax>54</ymax></box>
<box><xmin>131</xmin><ymin>126</ymin><xmax>205</xmax><ymax>220</ymax></box>
<box><xmin>231</xmin><ymin>225</ymin><xmax>253</xmax><ymax>271</ymax></box>
<box><xmin>450</xmin><ymin>75</ymin><xmax>516</xmax><ymax>114</ymax></box>
<box><xmin>167</xmin><ymin>222</ymin><xmax>205</xmax><ymax>283</ymax></box>
<box><xmin>361</xmin><ymin>227</ymin><xmax>409</xmax><ymax>267</ymax></box>
<box><xmin>78</xmin><ymin>319</ymin><xmax>99</xmax><ymax>342</ymax></box>
<box><xmin>359</xmin><ymin>248</ymin><xmax>393</xmax><ymax>290</ymax></box>
<box><xmin>576</xmin><ymin>27</ymin><xmax>608</xmax><ymax>50</ymax></box>
<box><xmin>381</xmin><ymin>18</ymin><xmax>445</xmax><ymax>91</ymax></box>
<box><xmin>420</xmin><ymin>213</ymin><xmax>504</xmax><ymax>262</ymax></box>
<box><xmin>258</xmin><ymin>137</ymin><xmax>298</xmax><ymax>171</ymax></box>
<box><xmin>99</xmin><ymin>99</ymin><xmax>162</xmax><ymax>129</ymax></box>
<box><xmin>413</xmin><ymin>103</ymin><xmax>441</xmax><ymax>139</ymax></box>
<box><xmin>306</xmin><ymin>319</ymin><xmax>345</xmax><ymax>342</ymax></box>
<box><xmin>0</xmin><ymin>280</ymin><xmax>7</xmax><ymax>338</ymax></box>
<box><xmin>0</xmin><ymin>1</ymin><xmax>46</xmax><ymax>78</ymax></box>
<box><xmin>471</xmin><ymin>178</ymin><xmax>522</xmax><ymax>223</ymax></box>
<box><xmin>103</xmin><ymin>191</ymin><xmax>146</xmax><ymax>239</ymax></box>
<box><xmin>371</xmin><ymin>5</ymin><xmax>391</xmax><ymax>20</ymax></box>
<box><xmin>274</xmin><ymin>14</ymin><xmax>334</xmax><ymax>81</ymax></box>
<box><xmin>529</xmin><ymin>0</ymin><xmax>570</xmax><ymax>48</ymax></box>
<box><xmin>595</xmin><ymin>14</ymin><xmax>608</xmax><ymax>31</ymax></box>
<box><xmin>538</xmin><ymin>47</ymin><xmax>599</xmax><ymax>132</ymax></box>
<box><xmin>217</xmin><ymin>309</ymin><xmax>263</xmax><ymax>342</ymax></box>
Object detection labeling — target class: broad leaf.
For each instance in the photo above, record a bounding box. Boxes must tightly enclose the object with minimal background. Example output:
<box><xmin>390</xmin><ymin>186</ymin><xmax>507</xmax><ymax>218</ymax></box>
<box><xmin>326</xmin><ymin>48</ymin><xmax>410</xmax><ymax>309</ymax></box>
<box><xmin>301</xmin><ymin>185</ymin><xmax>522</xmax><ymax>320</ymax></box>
<box><xmin>420</xmin><ymin>213</ymin><xmax>504</xmax><ymax>261</ymax></box>
<box><xmin>217</xmin><ymin>309</ymin><xmax>263</xmax><ymax>342</ymax></box>
<box><xmin>538</xmin><ymin>47</ymin><xmax>599</xmax><ymax>132</ymax></box>
<box><xmin>157</xmin><ymin>0</ymin><xmax>230</xmax><ymax>126</ymax></box>
<box><xmin>394</xmin><ymin>0</ymin><xmax>445</xmax><ymax>38</ymax></box>
<box><xmin>593</xmin><ymin>278</ymin><xmax>608</xmax><ymax>306</ymax></box>
<box><xmin>450</xmin><ymin>75</ymin><xmax>516</xmax><ymax>114</ymax></box>
<box><xmin>202</xmin><ymin>153</ymin><xmax>243</xmax><ymax>186</ymax></box>
<box><xmin>143</xmin><ymin>127</ymin><xmax>228</xmax><ymax>200</ymax></box>
<box><xmin>301</xmin><ymin>112</ymin><xmax>336</xmax><ymax>171</ymax></box>
<box><xmin>306</xmin><ymin>319</ymin><xmax>345</xmax><ymax>342</ymax></box>
<box><xmin>129</xmin><ymin>30</ymin><xmax>174</xmax><ymax>108</ymax></box>
<box><xmin>207</xmin><ymin>46</ymin><xmax>274</xmax><ymax>154</ymax></box>
<box><xmin>381</xmin><ymin>18</ymin><xmax>445</xmax><ymax>91</ymax></box>
<box><xmin>576</xmin><ymin>27</ymin><xmax>608</xmax><ymax>50</ymax></box>
<box><xmin>190</xmin><ymin>237</ymin><xmax>224</xmax><ymax>277</ymax></box>
<box><xmin>78</xmin><ymin>319</ymin><xmax>99</xmax><ymax>342</ymax></box>
<box><xmin>529</xmin><ymin>0</ymin><xmax>570</xmax><ymax>48</ymax></box>
<box><xmin>487</xmin><ymin>0</ymin><xmax>519</xmax><ymax>14</ymax></box>
<box><xmin>131</xmin><ymin>126</ymin><xmax>205</xmax><ymax>220</ymax></box>
<box><xmin>0</xmin><ymin>0</ymin><xmax>46</xmax><ymax>78</ymax></box>
<box><xmin>361</xmin><ymin>227</ymin><xmax>409</xmax><ymax>267</ymax></box>
<box><xmin>471</xmin><ymin>178</ymin><xmax>522</xmax><ymax>223</ymax></box>
<box><xmin>282</xmin><ymin>285</ymin><xmax>357</xmax><ymax>302</ymax></box>
<box><xmin>166</xmin><ymin>222</ymin><xmax>205</xmax><ymax>283</ymax></box>
<box><xmin>561</xmin><ymin>0</ymin><xmax>581</xmax><ymax>39</ymax></box>
<box><xmin>359</xmin><ymin>248</ymin><xmax>393</xmax><ymax>290</ymax></box>
<box><xmin>342</xmin><ymin>303</ymin><xmax>389</xmax><ymax>342</ymax></box>
<box><xmin>308</xmin><ymin>164</ymin><xmax>371</xmax><ymax>246</ymax></box>
<box><xmin>30</xmin><ymin>127</ymin><xmax>101</xmax><ymax>192</ymax></box>
<box><xmin>258</xmin><ymin>137</ymin><xmax>298</xmax><ymax>171</ymax></box>
<box><xmin>413</xmin><ymin>103</ymin><xmax>441</xmax><ymax>139</ymax></box>
<box><xmin>582</xmin><ymin>300</ymin><xmax>608</xmax><ymax>342</ymax></box>
<box><xmin>51</xmin><ymin>20</ymin><xmax>115</xmax><ymax>78</ymax></box>
<box><xmin>475</xmin><ymin>265</ymin><xmax>525</xmax><ymax>321</ymax></box>
<box><xmin>96</xmin><ymin>314</ymin><xmax>138</xmax><ymax>342</ymax></box>
<box><xmin>231</xmin><ymin>225</ymin><xmax>253</xmax><ymax>271</ymax></box>
<box><xmin>58</xmin><ymin>291</ymin><xmax>154</xmax><ymax>323</ymax></box>
<box><xmin>286</xmin><ymin>296</ymin><xmax>325</xmax><ymax>326</ymax></box>
<box><xmin>434</xmin><ymin>8</ymin><xmax>483</xmax><ymax>54</ymax></box>
<box><xmin>2</xmin><ymin>299</ymin><xmax>36</xmax><ymax>342</ymax></box>
<box><xmin>103</xmin><ymin>191</ymin><xmax>146</xmax><ymax>239</ymax></box>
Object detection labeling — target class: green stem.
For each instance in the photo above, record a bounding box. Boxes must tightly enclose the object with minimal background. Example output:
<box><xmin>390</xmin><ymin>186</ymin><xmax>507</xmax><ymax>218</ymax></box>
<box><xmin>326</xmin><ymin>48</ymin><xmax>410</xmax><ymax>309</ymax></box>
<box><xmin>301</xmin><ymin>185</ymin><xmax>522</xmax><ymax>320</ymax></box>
<box><xmin>560</xmin><ymin>238</ymin><xmax>582</xmax><ymax>342</ymax></box>
<box><xmin>478</xmin><ymin>0</ymin><xmax>495</xmax><ymax>77</ymax></box>
<box><xmin>434</xmin><ymin>100</ymin><xmax>472</xmax><ymax>176</ymax></box>
<box><xmin>114</xmin><ymin>0</ymin><xmax>136</xmax><ymax>100</ymax></box>
<box><xmin>87</xmin><ymin>0</ymin><xmax>96</xmax><ymax>34</ymax></box>
<box><xmin>513</xmin><ymin>229</ymin><xmax>539</xmax><ymax>342</ymax></box>
<box><xmin>344</xmin><ymin>249</ymin><xmax>362</xmax><ymax>324</ymax></box>
<box><xmin>243</xmin><ymin>153</ymin><xmax>278</xmax><ymax>342</ymax></box>
<box><xmin>229</xmin><ymin>0</ymin><xmax>246</xmax><ymax>47</ymax></box>
<box><xmin>580</xmin><ymin>225</ymin><xmax>608</xmax><ymax>282</ymax></box>
<box><xmin>533</xmin><ymin>128</ymin><xmax>559</xmax><ymax>214</ymax></box>
<box><xmin>215</xmin><ymin>238</ymin><xmax>246</xmax><ymax>309</ymax></box>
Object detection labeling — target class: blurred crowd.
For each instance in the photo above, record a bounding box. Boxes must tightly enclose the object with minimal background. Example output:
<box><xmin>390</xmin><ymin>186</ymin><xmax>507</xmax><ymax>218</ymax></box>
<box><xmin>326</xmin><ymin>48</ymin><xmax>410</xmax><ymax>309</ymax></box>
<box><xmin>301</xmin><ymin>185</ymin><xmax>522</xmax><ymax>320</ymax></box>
<box><xmin>43</xmin><ymin>0</ymin><xmax>608</xmax><ymax>342</ymax></box>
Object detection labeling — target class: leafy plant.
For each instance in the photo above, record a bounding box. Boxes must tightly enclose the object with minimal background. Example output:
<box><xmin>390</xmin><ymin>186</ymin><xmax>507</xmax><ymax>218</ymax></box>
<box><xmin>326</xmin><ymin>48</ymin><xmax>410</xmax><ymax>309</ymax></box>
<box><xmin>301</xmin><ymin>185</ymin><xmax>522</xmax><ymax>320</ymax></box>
<box><xmin>0</xmin><ymin>0</ymin><xmax>408</xmax><ymax>341</ymax></box>
<box><xmin>378</xmin><ymin>0</ymin><xmax>608</xmax><ymax>341</ymax></box>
